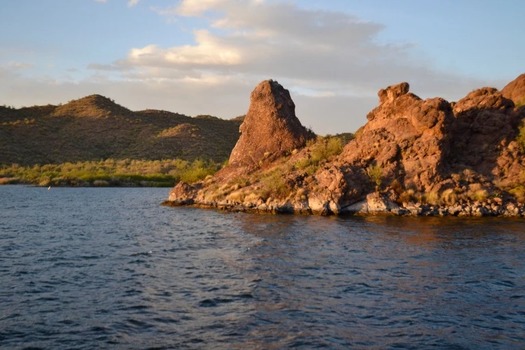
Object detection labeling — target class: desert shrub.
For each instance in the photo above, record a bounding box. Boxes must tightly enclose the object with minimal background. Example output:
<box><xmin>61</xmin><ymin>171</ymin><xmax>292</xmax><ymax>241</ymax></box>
<box><xmin>231</xmin><ymin>176</ymin><xmax>251</xmax><ymax>188</ymax></box>
<box><xmin>423</xmin><ymin>191</ymin><xmax>441</xmax><ymax>205</ymax></box>
<box><xmin>466</xmin><ymin>183</ymin><xmax>489</xmax><ymax>202</ymax></box>
<box><xmin>311</xmin><ymin>136</ymin><xmax>343</xmax><ymax>163</ymax></box>
<box><xmin>367</xmin><ymin>164</ymin><xmax>383</xmax><ymax>191</ymax></box>
<box><xmin>441</xmin><ymin>188</ymin><xmax>458</xmax><ymax>206</ymax></box>
<box><xmin>398</xmin><ymin>189</ymin><xmax>415</xmax><ymax>204</ymax></box>
<box><xmin>295</xmin><ymin>136</ymin><xmax>343</xmax><ymax>172</ymax></box>
<box><xmin>260</xmin><ymin>169</ymin><xmax>290</xmax><ymax>199</ymax></box>
<box><xmin>178</xmin><ymin>159</ymin><xmax>219</xmax><ymax>184</ymax></box>
<box><xmin>509</xmin><ymin>185</ymin><xmax>525</xmax><ymax>202</ymax></box>
<box><xmin>470</xmin><ymin>189</ymin><xmax>489</xmax><ymax>202</ymax></box>
<box><xmin>517</xmin><ymin>122</ymin><xmax>525</xmax><ymax>153</ymax></box>
<box><xmin>0</xmin><ymin>158</ymin><xmax>221</xmax><ymax>186</ymax></box>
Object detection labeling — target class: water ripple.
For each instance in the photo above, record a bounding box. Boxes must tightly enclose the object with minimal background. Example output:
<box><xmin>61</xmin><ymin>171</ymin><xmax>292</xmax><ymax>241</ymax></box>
<box><xmin>0</xmin><ymin>187</ymin><xmax>524</xmax><ymax>349</ymax></box>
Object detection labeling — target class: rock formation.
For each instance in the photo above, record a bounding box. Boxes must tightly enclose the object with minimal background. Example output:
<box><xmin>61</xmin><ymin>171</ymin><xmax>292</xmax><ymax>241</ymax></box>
<box><xmin>501</xmin><ymin>73</ymin><xmax>525</xmax><ymax>105</ymax></box>
<box><xmin>166</xmin><ymin>75</ymin><xmax>525</xmax><ymax>217</ymax></box>
<box><xmin>228</xmin><ymin>80</ymin><xmax>314</xmax><ymax>168</ymax></box>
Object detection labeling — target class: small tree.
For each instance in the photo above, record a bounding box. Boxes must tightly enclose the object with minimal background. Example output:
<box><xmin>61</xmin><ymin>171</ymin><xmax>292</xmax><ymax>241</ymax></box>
<box><xmin>367</xmin><ymin>164</ymin><xmax>383</xmax><ymax>191</ymax></box>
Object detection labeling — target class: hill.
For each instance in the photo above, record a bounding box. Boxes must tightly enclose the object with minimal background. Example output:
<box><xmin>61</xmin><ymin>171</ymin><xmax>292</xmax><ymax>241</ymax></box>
<box><xmin>0</xmin><ymin>94</ymin><xmax>242</xmax><ymax>166</ymax></box>
<box><xmin>166</xmin><ymin>76</ymin><xmax>525</xmax><ymax>217</ymax></box>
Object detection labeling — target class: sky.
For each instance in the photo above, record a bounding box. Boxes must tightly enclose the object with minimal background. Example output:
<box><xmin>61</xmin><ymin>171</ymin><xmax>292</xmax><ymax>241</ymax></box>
<box><xmin>1</xmin><ymin>0</ymin><xmax>524</xmax><ymax>134</ymax></box>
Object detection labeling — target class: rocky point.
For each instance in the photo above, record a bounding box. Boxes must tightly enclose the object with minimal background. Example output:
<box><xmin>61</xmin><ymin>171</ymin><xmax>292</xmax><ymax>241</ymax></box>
<box><xmin>166</xmin><ymin>75</ymin><xmax>525</xmax><ymax>217</ymax></box>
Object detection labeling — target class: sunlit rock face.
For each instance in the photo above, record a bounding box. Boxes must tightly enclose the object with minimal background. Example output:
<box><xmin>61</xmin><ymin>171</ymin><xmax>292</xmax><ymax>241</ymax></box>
<box><xmin>228</xmin><ymin>79</ymin><xmax>314</xmax><ymax>168</ymax></box>
<box><xmin>501</xmin><ymin>73</ymin><xmax>525</xmax><ymax>105</ymax></box>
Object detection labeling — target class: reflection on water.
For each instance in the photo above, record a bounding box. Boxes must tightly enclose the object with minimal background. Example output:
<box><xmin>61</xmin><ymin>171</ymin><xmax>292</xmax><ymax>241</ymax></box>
<box><xmin>0</xmin><ymin>186</ymin><xmax>524</xmax><ymax>349</ymax></box>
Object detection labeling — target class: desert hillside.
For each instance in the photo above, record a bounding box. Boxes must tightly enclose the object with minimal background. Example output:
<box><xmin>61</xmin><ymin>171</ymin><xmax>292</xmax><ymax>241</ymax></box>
<box><xmin>0</xmin><ymin>94</ymin><xmax>242</xmax><ymax>166</ymax></box>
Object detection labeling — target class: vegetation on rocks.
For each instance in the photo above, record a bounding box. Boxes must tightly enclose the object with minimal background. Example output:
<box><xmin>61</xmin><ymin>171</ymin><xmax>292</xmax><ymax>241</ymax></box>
<box><xmin>518</xmin><ymin>121</ymin><xmax>525</xmax><ymax>152</ymax></box>
<box><xmin>294</xmin><ymin>135</ymin><xmax>345</xmax><ymax>174</ymax></box>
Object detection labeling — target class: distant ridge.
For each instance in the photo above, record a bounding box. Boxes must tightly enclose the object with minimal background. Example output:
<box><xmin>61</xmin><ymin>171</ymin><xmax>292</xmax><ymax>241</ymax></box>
<box><xmin>0</xmin><ymin>95</ymin><xmax>242</xmax><ymax>165</ymax></box>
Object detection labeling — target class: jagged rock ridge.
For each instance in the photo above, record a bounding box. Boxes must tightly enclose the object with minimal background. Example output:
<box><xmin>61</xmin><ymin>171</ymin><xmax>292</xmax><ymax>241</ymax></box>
<box><xmin>167</xmin><ymin>75</ymin><xmax>525</xmax><ymax>217</ymax></box>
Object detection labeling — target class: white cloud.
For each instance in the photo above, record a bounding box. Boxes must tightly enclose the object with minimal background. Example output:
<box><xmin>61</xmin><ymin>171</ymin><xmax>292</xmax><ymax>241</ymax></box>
<box><xmin>175</xmin><ymin>0</ymin><xmax>226</xmax><ymax>16</ymax></box>
<box><xmin>126</xmin><ymin>30</ymin><xmax>241</xmax><ymax>67</ymax></box>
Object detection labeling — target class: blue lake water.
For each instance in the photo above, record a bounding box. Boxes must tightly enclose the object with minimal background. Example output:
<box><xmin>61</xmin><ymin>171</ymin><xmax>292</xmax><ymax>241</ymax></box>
<box><xmin>0</xmin><ymin>186</ymin><xmax>524</xmax><ymax>349</ymax></box>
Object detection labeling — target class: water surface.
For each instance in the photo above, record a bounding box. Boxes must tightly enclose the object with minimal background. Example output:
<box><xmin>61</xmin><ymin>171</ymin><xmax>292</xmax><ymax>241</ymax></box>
<box><xmin>1</xmin><ymin>186</ymin><xmax>524</xmax><ymax>349</ymax></box>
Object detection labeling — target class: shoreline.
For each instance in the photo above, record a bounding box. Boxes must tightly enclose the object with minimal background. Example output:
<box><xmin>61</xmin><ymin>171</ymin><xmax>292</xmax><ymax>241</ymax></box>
<box><xmin>162</xmin><ymin>194</ymin><xmax>525</xmax><ymax>218</ymax></box>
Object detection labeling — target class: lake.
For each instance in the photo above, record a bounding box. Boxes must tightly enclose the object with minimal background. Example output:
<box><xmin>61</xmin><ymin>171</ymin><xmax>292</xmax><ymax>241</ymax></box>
<box><xmin>1</xmin><ymin>186</ymin><xmax>524</xmax><ymax>349</ymax></box>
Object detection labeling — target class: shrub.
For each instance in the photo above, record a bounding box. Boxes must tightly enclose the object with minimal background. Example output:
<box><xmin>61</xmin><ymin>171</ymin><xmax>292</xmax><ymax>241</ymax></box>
<box><xmin>441</xmin><ymin>188</ymin><xmax>458</xmax><ymax>206</ymax></box>
<box><xmin>398</xmin><ymin>189</ymin><xmax>415</xmax><ymax>204</ymax></box>
<box><xmin>311</xmin><ymin>136</ymin><xmax>343</xmax><ymax>164</ymax></box>
<box><xmin>295</xmin><ymin>136</ymin><xmax>343</xmax><ymax>172</ymax></box>
<box><xmin>517</xmin><ymin>122</ymin><xmax>525</xmax><ymax>153</ymax></box>
<box><xmin>260</xmin><ymin>169</ymin><xmax>290</xmax><ymax>199</ymax></box>
<box><xmin>423</xmin><ymin>191</ymin><xmax>440</xmax><ymax>205</ymax></box>
<box><xmin>509</xmin><ymin>185</ymin><xmax>525</xmax><ymax>202</ymax></box>
<box><xmin>178</xmin><ymin>159</ymin><xmax>219</xmax><ymax>184</ymax></box>
<box><xmin>367</xmin><ymin>164</ymin><xmax>383</xmax><ymax>191</ymax></box>
<box><xmin>470</xmin><ymin>189</ymin><xmax>489</xmax><ymax>202</ymax></box>
<box><xmin>0</xmin><ymin>158</ymin><xmax>221</xmax><ymax>186</ymax></box>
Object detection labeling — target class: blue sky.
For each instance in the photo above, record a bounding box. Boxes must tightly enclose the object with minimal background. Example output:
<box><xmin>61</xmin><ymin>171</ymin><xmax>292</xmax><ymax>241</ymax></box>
<box><xmin>1</xmin><ymin>0</ymin><xmax>524</xmax><ymax>134</ymax></box>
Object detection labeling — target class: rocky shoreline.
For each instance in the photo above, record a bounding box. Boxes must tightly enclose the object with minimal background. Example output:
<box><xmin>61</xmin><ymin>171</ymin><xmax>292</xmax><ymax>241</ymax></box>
<box><xmin>165</xmin><ymin>76</ymin><xmax>525</xmax><ymax>217</ymax></box>
<box><xmin>163</xmin><ymin>192</ymin><xmax>525</xmax><ymax>217</ymax></box>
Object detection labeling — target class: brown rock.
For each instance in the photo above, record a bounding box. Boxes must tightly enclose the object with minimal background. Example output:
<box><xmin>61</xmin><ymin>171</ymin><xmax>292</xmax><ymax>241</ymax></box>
<box><xmin>453</xmin><ymin>87</ymin><xmax>514</xmax><ymax>114</ymax></box>
<box><xmin>168</xmin><ymin>182</ymin><xmax>201</xmax><ymax>204</ymax></box>
<box><xmin>228</xmin><ymin>79</ymin><xmax>314</xmax><ymax>168</ymax></box>
<box><xmin>501</xmin><ymin>73</ymin><xmax>525</xmax><ymax>105</ymax></box>
<box><xmin>338</xmin><ymin>82</ymin><xmax>454</xmax><ymax>195</ymax></box>
<box><xmin>378</xmin><ymin>82</ymin><xmax>410</xmax><ymax>105</ymax></box>
<box><xmin>449</xmin><ymin>85</ymin><xmax>521</xmax><ymax>181</ymax></box>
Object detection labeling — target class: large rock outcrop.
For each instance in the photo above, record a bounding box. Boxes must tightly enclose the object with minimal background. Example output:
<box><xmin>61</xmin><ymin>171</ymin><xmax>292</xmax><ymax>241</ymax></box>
<box><xmin>449</xmin><ymin>86</ymin><xmax>521</xmax><ymax>186</ymax></box>
<box><xmin>168</xmin><ymin>79</ymin><xmax>314</xmax><ymax>204</ymax></box>
<box><xmin>228</xmin><ymin>80</ymin><xmax>314</xmax><ymax>168</ymax></box>
<box><xmin>166</xmin><ymin>75</ymin><xmax>525</xmax><ymax>217</ymax></box>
